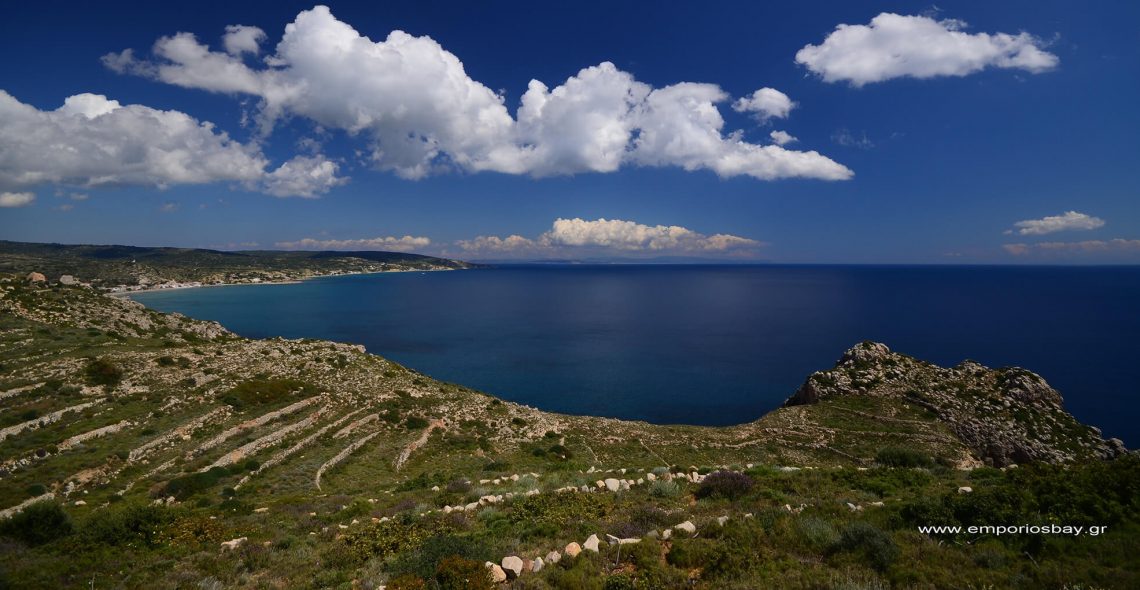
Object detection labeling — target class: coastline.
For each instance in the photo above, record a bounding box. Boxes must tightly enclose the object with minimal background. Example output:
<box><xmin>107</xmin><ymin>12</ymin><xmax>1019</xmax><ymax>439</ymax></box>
<box><xmin>109</xmin><ymin>266</ymin><xmax>459</xmax><ymax>298</ymax></box>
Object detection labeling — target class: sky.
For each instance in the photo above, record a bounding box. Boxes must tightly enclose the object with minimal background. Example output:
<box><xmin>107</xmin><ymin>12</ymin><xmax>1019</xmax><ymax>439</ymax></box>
<box><xmin>0</xmin><ymin>0</ymin><xmax>1138</xmax><ymax>263</ymax></box>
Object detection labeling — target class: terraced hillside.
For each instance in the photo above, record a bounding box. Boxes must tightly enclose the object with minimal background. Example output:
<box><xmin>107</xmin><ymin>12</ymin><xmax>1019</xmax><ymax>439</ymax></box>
<box><xmin>1</xmin><ymin>275</ymin><xmax>1136</xmax><ymax>589</ymax></box>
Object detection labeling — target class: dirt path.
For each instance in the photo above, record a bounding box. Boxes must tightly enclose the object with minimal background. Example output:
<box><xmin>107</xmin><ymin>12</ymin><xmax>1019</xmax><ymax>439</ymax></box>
<box><xmin>394</xmin><ymin>419</ymin><xmax>444</xmax><ymax>471</ymax></box>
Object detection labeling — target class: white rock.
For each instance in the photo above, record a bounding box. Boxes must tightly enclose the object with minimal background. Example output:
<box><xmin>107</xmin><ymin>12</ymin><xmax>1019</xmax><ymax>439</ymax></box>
<box><xmin>661</xmin><ymin>528</ymin><xmax>672</xmax><ymax>540</ymax></box>
<box><xmin>546</xmin><ymin>550</ymin><xmax>561</xmax><ymax>564</ymax></box>
<box><xmin>532</xmin><ymin>557</ymin><xmax>544</xmax><ymax>573</ymax></box>
<box><xmin>674</xmin><ymin>521</ymin><xmax>696</xmax><ymax>535</ymax></box>
<box><xmin>604</xmin><ymin>478</ymin><xmax>620</xmax><ymax>492</ymax></box>
<box><xmin>716</xmin><ymin>515</ymin><xmax>730</xmax><ymax>526</ymax></box>
<box><xmin>646</xmin><ymin>473</ymin><xmax>657</xmax><ymax>481</ymax></box>
<box><xmin>501</xmin><ymin>556</ymin><xmax>524</xmax><ymax>578</ymax></box>
<box><xmin>958</xmin><ymin>486</ymin><xmax>973</xmax><ymax>494</ymax></box>
<box><xmin>254</xmin><ymin>507</ymin><xmax>268</xmax><ymax>513</ymax></box>
<box><xmin>583</xmin><ymin>534</ymin><xmax>601</xmax><ymax>552</ymax></box>
<box><xmin>220</xmin><ymin>537</ymin><xmax>247</xmax><ymax>551</ymax></box>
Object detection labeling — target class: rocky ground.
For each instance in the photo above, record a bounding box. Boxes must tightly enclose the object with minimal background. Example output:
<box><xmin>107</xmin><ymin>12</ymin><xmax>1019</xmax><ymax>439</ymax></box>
<box><xmin>0</xmin><ymin>273</ymin><xmax>1135</xmax><ymax>589</ymax></box>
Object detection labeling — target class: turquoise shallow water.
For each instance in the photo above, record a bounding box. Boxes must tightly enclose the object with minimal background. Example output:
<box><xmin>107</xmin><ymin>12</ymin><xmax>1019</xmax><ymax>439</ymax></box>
<box><xmin>131</xmin><ymin>264</ymin><xmax>1140</xmax><ymax>442</ymax></box>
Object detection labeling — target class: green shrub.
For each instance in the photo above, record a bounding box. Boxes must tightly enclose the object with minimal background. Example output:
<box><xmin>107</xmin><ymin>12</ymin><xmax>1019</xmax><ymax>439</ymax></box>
<box><xmin>837</xmin><ymin>521</ymin><xmax>898</xmax><ymax>571</ymax></box>
<box><xmin>220</xmin><ymin>378</ymin><xmax>316</xmax><ymax>410</ymax></box>
<box><xmin>83</xmin><ymin>358</ymin><xmax>123</xmax><ymax>388</ymax></box>
<box><xmin>389</xmin><ymin>534</ymin><xmax>492</xmax><ymax>581</ymax></box>
<box><xmin>405</xmin><ymin>416</ymin><xmax>430</xmax><ymax>430</ymax></box>
<box><xmin>161</xmin><ymin>466</ymin><xmax>230</xmax><ymax>500</ymax></box>
<box><xmin>797</xmin><ymin>516</ymin><xmax>840</xmax><ymax>551</ymax></box>
<box><xmin>79</xmin><ymin>502</ymin><xmax>172</xmax><ymax>548</ymax></box>
<box><xmin>0</xmin><ymin>501</ymin><xmax>73</xmax><ymax>546</ymax></box>
<box><xmin>695</xmin><ymin>470</ymin><xmax>754</xmax><ymax>501</ymax></box>
<box><xmin>649</xmin><ymin>479</ymin><xmax>680</xmax><ymax>498</ymax></box>
<box><xmin>875</xmin><ymin>447</ymin><xmax>933</xmax><ymax>468</ymax></box>
<box><xmin>435</xmin><ymin>555</ymin><xmax>495</xmax><ymax>590</ymax></box>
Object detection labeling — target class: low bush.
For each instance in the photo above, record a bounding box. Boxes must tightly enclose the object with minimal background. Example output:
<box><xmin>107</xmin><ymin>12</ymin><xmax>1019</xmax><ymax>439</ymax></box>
<box><xmin>649</xmin><ymin>479</ymin><xmax>680</xmax><ymax>498</ymax></box>
<box><xmin>836</xmin><ymin>521</ymin><xmax>898</xmax><ymax>571</ymax></box>
<box><xmin>875</xmin><ymin>447</ymin><xmax>933</xmax><ymax>468</ymax></box>
<box><xmin>695</xmin><ymin>470</ymin><xmax>754</xmax><ymax>501</ymax></box>
<box><xmin>83</xmin><ymin>358</ymin><xmax>123</xmax><ymax>388</ymax></box>
<box><xmin>161</xmin><ymin>466</ymin><xmax>230</xmax><ymax>500</ymax></box>
<box><xmin>79</xmin><ymin>502</ymin><xmax>172</xmax><ymax>548</ymax></box>
<box><xmin>0</xmin><ymin>501</ymin><xmax>73</xmax><ymax>546</ymax></box>
<box><xmin>220</xmin><ymin>378</ymin><xmax>316</xmax><ymax>410</ymax></box>
<box><xmin>405</xmin><ymin>416</ymin><xmax>430</xmax><ymax>430</ymax></box>
<box><xmin>435</xmin><ymin>555</ymin><xmax>495</xmax><ymax>590</ymax></box>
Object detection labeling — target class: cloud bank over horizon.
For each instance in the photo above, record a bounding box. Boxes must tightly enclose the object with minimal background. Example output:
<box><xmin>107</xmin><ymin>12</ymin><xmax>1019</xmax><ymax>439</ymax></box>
<box><xmin>102</xmin><ymin>5</ymin><xmax>851</xmax><ymax>184</ymax></box>
<box><xmin>1007</xmin><ymin>211</ymin><xmax>1105</xmax><ymax>236</ymax></box>
<box><xmin>455</xmin><ymin>217</ymin><xmax>763</xmax><ymax>259</ymax></box>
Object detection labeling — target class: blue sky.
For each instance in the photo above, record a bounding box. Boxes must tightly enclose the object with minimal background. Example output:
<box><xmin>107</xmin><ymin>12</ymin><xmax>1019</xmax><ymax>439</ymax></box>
<box><xmin>1</xmin><ymin>0</ymin><xmax>1137</xmax><ymax>263</ymax></box>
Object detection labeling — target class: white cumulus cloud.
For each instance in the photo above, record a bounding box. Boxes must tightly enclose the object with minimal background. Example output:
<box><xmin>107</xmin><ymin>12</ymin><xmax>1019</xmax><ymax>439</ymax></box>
<box><xmin>0</xmin><ymin>191</ymin><xmax>36</xmax><ymax>207</ymax></box>
<box><xmin>0</xmin><ymin>90</ymin><xmax>345</xmax><ymax>198</ymax></box>
<box><xmin>795</xmin><ymin>13</ymin><xmax>1059</xmax><ymax>86</ymax></box>
<box><xmin>275</xmin><ymin>235</ymin><xmax>431</xmax><ymax>252</ymax></box>
<box><xmin>456</xmin><ymin>217</ymin><xmax>763</xmax><ymax>259</ymax></box>
<box><xmin>106</xmin><ymin>5</ymin><xmax>851</xmax><ymax>182</ymax></box>
<box><xmin>1008</xmin><ymin>211</ymin><xmax>1105</xmax><ymax>235</ymax></box>
<box><xmin>732</xmin><ymin>87</ymin><xmax>795</xmax><ymax>121</ymax></box>
<box><xmin>260</xmin><ymin>155</ymin><xmax>346</xmax><ymax>198</ymax></box>
<box><xmin>769</xmin><ymin>130</ymin><xmax>797</xmax><ymax>145</ymax></box>
<box><xmin>222</xmin><ymin>25</ymin><xmax>266</xmax><ymax>55</ymax></box>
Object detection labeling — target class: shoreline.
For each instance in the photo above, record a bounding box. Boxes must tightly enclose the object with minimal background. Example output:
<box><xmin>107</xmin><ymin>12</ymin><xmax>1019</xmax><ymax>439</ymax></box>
<box><xmin>109</xmin><ymin>267</ymin><xmax>458</xmax><ymax>298</ymax></box>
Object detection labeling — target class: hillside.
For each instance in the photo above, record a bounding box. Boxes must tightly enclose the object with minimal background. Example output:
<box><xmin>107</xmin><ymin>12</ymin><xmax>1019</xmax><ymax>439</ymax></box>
<box><xmin>0</xmin><ymin>275</ymin><xmax>1136</xmax><ymax>589</ymax></box>
<box><xmin>0</xmin><ymin>240</ymin><xmax>474</xmax><ymax>291</ymax></box>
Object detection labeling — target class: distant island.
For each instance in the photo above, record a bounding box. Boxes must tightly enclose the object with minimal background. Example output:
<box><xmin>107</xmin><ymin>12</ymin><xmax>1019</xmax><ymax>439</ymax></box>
<box><xmin>0</xmin><ymin>265</ymin><xmax>1135</xmax><ymax>589</ymax></box>
<box><xmin>0</xmin><ymin>240</ymin><xmax>475</xmax><ymax>294</ymax></box>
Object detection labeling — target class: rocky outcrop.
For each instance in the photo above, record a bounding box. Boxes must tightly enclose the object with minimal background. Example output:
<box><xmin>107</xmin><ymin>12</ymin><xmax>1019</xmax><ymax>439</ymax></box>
<box><xmin>784</xmin><ymin>341</ymin><xmax>1128</xmax><ymax>466</ymax></box>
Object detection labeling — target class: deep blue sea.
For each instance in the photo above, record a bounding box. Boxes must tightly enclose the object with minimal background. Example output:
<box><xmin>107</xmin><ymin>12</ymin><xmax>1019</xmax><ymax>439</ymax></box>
<box><xmin>131</xmin><ymin>265</ymin><xmax>1140</xmax><ymax>443</ymax></box>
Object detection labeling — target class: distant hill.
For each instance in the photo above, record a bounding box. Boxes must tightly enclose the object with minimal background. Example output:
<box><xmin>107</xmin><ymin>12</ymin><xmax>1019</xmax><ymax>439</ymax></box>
<box><xmin>0</xmin><ymin>240</ymin><xmax>475</xmax><ymax>289</ymax></box>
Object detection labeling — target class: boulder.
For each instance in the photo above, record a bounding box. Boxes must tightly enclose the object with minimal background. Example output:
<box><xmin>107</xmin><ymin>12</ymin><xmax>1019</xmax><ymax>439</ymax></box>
<box><xmin>545</xmin><ymin>550</ymin><xmax>561</xmax><ymax>564</ymax></box>
<box><xmin>532</xmin><ymin>557</ymin><xmax>544</xmax><ymax>573</ymax></box>
<box><xmin>486</xmin><ymin>563</ymin><xmax>507</xmax><ymax>583</ymax></box>
<box><xmin>501</xmin><ymin>556</ymin><xmax>524</xmax><ymax>579</ymax></box>
<box><xmin>583</xmin><ymin>534</ymin><xmax>601</xmax><ymax>552</ymax></box>
<box><xmin>958</xmin><ymin>486</ymin><xmax>973</xmax><ymax>494</ymax></box>
<box><xmin>565</xmin><ymin>542</ymin><xmax>582</xmax><ymax>557</ymax></box>
<box><xmin>59</xmin><ymin>275</ymin><xmax>77</xmax><ymax>285</ymax></box>
<box><xmin>604</xmin><ymin>478</ymin><xmax>620</xmax><ymax>492</ymax></box>
<box><xmin>674</xmin><ymin>520</ymin><xmax>696</xmax><ymax>535</ymax></box>
<box><xmin>661</xmin><ymin>528</ymin><xmax>672</xmax><ymax>540</ymax></box>
<box><xmin>26</xmin><ymin>272</ymin><xmax>46</xmax><ymax>283</ymax></box>
<box><xmin>716</xmin><ymin>515</ymin><xmax>730</xmax><ymax>526</ymax></box>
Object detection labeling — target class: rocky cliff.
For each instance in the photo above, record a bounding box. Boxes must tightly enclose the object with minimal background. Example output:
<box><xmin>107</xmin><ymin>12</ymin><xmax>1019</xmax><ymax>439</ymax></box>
<box><xmin>785</xmin><ymin>341</ymin><xmax>1128</xmax><ymax>466</ymax></box>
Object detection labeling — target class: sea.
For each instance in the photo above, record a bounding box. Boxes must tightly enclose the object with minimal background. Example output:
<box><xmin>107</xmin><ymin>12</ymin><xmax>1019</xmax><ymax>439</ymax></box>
<box><xmin>130</xmin><ymin>265</ymin><xmax>1140</xmax><ymax>444</ymax></box>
